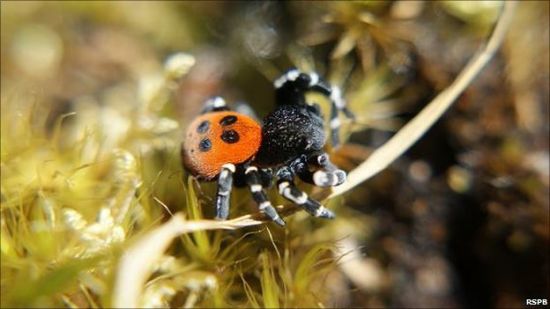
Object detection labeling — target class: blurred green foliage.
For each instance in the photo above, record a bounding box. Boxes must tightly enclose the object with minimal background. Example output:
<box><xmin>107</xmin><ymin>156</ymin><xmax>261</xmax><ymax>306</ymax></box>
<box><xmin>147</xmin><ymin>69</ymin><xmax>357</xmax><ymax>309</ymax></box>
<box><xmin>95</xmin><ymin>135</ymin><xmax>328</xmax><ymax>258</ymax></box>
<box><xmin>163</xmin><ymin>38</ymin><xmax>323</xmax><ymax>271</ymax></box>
<box><xmin>1</xmin><ymin>1</ymin><xmax>548</xmax><ymax>308</ymax></box>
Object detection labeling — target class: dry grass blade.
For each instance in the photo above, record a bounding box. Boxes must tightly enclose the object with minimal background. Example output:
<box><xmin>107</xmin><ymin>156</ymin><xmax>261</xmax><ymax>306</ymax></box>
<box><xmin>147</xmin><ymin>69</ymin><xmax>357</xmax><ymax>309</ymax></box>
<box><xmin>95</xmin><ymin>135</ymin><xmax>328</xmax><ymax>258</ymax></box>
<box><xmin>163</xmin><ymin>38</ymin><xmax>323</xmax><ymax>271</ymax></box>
<box><xmin>330</xmin><ymin>1</ymin><xmax>517</xmax><ymax>198</ymax></box>
<box><xmin>112</xmin><ymin>214</ymin><xmax>263</xmax><ymax>308</ymax></box>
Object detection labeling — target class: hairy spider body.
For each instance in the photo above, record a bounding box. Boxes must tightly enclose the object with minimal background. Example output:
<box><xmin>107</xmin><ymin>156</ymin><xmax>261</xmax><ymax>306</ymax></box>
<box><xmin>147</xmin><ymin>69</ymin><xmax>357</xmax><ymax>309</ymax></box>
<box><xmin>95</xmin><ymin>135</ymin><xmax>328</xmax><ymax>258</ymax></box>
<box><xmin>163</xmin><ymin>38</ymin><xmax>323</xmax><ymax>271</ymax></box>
<box><xmin>181</xmin><ymin>69</ymin><xmax>354</xmax><ymax>226</ymax></box>
<box><xmin>254</xmin><ymin>104</ymin><xmax>325</xmax><ymax>166</ymax></box>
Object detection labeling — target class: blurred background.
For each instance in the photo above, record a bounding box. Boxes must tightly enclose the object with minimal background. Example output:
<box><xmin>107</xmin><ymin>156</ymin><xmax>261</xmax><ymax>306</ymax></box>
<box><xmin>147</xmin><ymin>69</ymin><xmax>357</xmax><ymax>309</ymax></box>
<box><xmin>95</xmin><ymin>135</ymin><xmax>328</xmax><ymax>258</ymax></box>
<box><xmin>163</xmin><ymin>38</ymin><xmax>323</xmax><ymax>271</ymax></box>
<box><xmin>1</xmin><ymin>1</ymin><xmax>548</xmax><ymax>308</ymax></box>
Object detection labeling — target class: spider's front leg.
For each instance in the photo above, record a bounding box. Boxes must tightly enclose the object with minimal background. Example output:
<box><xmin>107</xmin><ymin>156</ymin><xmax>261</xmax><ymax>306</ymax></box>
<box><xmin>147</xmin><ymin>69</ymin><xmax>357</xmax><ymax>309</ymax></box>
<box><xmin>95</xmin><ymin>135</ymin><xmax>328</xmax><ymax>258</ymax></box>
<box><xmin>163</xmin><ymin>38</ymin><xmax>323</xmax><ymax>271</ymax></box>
<box><xmin>201</xmin><ymin>96</ymin><xmax>230</xmax><ymax>114</ymax></box>
<box><xmin>215</xmin><ymin>163</ymin><xmax>236</xmax><ymax>220</ymax></box>
<box><xmin>276</xmin><ymin>165</ymin><xmax>335</xmax><ymax>219</ymax></box>
<box><xmin>296</xmin><ymin>151</ymin><xmax>347</xmax><ymax>187</ymax></box>
<box><xmin>245</xmin><ymin>166</ymin><xmax>286</xmax><ymax>226</ymax></box>
<box><xmin>273</xmin><ymin>68</ymin><xmax>355</xmax><ymax>147</ymax></box>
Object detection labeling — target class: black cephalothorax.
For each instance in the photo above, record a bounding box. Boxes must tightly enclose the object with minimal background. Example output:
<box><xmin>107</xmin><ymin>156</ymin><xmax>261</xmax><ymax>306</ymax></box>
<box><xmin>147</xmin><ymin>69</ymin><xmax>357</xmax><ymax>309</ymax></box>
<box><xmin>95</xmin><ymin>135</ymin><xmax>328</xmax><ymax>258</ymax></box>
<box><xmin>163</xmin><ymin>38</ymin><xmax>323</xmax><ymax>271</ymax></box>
<box><xmin>254</xmin><ymin>104</ymin><xmax>325</xmax><ymax>166</ymax></box>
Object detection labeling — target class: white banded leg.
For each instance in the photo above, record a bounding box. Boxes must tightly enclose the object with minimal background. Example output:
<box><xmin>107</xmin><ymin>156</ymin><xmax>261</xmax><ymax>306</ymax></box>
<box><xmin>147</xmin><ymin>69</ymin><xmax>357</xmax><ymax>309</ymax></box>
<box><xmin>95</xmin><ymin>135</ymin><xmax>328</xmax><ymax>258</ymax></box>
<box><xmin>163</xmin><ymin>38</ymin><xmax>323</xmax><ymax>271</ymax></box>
<box><xmin>328</xmin><ymin>85</ymin><xmax>355</xmax><ymax>119</ymax></box>
<box><xmin>312</xmin><ymin>168</ymin><xmax>346</xmax><ymax>187</ymax></box>
<box><xmin>274</xmin><ymin>69</ymin><xmax>354</xmax><ymax>119</ymax></box>
<box><xmin>215</xmin><ymin>163</ymin><xmax>235</xmax><ymax>220</ymax></box>
<box><xmin>273</xmin><ymin>69</ymin><xmax>355</xmax><ymax>147</ymax></box>
<box><xmin>330</xmin><ymin>102</ymin><xmax>341</xmax><ymax>147</ymax></box>
<box><xmin>274</xmin><ymin>68</ymin><xmax>302</xmax><ymax>89</ymax></box>
<box><xmin>201</xmin><ymin>96</ymin><xmax>230</xmax><ymax>114</ymax></box>
<box><xmin>310</xmin><ymin>152</ymin><xmax>347</xmax><ymax>187</ymax></box>
<box><xmin>323</xmin><ymin>84</ymin><xmax>354</xmax><ymax>148</ymax></box>
<box><xmin>234</xmin><ymin>101</ymin><xmax>260</xmax><ymax>121</ymax></box>
<box><xmin>276</xmin><ymin>167</ymin><xmax>335</xmax><ymax>219</ymax></box>
<box><xmin>245</xmin><ymin>166</ymin><xmax>285</xmax><ymax>226</ymax></box>
<box><xmin>295</xmin><ymin>152</ymin><xmax>347</xmax><ymax>187</ymax></box>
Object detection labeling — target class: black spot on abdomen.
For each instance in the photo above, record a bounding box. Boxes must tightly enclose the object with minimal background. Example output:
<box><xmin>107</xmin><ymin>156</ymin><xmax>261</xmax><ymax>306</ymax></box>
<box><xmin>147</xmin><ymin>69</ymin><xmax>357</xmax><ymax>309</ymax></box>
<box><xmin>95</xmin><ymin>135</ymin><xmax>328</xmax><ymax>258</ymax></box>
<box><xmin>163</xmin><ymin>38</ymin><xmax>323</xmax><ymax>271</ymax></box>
<box><xmin>221</xmin><ymin>130</ymin><xmax>240</xmax><ymax>143</ymax></box>
<box><xmin>196</xmin><ymin>120</ymin><xmax>210</xmax><ymax>133</ymax></box>
<box><xmin>220</xmin><ymin>115</ymin><xmax>238</xmax><ymax>126</ymax></box>
<box><xmin>199</xmin><ymin>138</ymin><xmax>212</xmax><ymax>151</ymax></box>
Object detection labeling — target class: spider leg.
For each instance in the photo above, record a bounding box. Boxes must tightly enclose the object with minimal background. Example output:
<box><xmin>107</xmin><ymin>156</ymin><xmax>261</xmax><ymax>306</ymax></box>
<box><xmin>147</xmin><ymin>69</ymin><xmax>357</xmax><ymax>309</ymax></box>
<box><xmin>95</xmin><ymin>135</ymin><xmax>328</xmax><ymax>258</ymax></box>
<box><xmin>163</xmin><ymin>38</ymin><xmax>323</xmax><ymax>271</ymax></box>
<box><xmin>297</xmin><ymin>152</ymin><xmax>347</xmax><ymax>187</ymax></box>
<box><xmin>276</xmin><ymin>166</ymin><xmax>335</xmax><ymax>219</ymax></box>
<box><xmin>245</xmin><ymin>166</ymin><xmax>285</xmax><ymax>226</ymax></box>
<box><xmin>201</xmin><ymin>96</ymin><xmax>230</xmax><ymax>114</ymax></box>
<box><xmin>234</xmin><ymin>101</ymin><xmax>260</xmax><ymax>121</ymax></box>
<box><xmin>273</xmin><ymin>68</ymin><xmax>355</xmax><ymax>147</ymax></box>
<box><xmin>215</xmin><ymin>163</ymin><xmax>236</xmax><ymax>220</ymax></box>
<box><xmin>329</xmin><ymin>101</ymin><xmax>341</xmax><ymax>147</ymax></box>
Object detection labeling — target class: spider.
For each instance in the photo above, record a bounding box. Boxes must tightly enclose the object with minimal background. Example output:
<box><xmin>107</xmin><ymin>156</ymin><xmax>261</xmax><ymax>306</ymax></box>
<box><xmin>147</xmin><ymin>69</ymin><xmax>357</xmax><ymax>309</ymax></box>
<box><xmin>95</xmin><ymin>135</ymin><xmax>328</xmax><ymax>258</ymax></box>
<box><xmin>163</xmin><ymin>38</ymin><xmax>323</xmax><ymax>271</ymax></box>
<box><xmin>181</xmin><ymin>69</ymin><xmax>354</xmax><ymax>226</ymax></box>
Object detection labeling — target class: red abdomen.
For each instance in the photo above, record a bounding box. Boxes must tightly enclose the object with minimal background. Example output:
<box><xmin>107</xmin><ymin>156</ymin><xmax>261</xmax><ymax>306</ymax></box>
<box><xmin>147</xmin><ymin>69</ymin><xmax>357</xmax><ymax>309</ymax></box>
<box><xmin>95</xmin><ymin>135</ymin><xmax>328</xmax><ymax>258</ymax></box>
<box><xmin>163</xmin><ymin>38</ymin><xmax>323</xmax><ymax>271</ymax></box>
<box><xmin>182</xmin><ymin>111</ymin><xmax>262</xmax><ymax>180</ymax></box>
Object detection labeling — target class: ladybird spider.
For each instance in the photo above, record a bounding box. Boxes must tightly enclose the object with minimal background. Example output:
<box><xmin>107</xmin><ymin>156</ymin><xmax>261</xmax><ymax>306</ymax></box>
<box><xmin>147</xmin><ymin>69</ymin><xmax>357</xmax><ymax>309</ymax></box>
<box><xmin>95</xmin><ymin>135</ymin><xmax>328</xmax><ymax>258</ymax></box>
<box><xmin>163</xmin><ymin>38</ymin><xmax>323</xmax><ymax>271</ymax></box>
<box><xmin>181</xmin><ymin>69</ymin><xmax>354</xmax><ymax>226</ymax></box>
